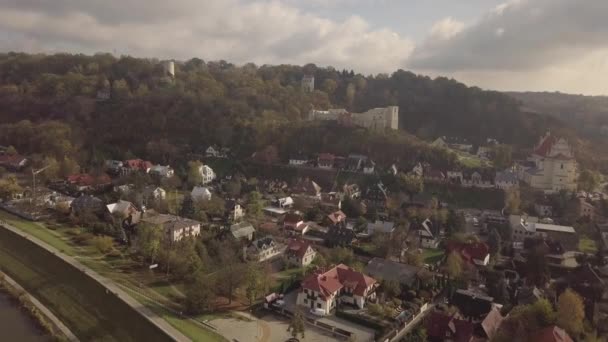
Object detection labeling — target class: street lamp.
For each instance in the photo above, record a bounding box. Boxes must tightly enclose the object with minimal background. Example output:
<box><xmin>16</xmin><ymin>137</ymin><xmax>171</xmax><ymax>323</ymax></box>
<box><xmin>31</xmin><ymin>165</ymin><xmax>50</xmax><ymax>206</ymax></box>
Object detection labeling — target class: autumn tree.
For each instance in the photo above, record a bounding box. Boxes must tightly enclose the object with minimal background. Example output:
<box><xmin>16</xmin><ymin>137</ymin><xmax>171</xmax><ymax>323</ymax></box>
<box><xmin>397</xmin><ymin>172</ymin><xmax>424</xmax><ymax>201</ymax></box>
<box><xmin>492</xmin><ymin>145</ymin><xmax>513</xmax><ymax>169</ymax></box>
<box><xmin>288</xmin><ymin>308</ymin><xmax>306</xmax><ymax>339</ymax></box>
<box><xmin>0</xmin><ymin>175</ymin><xmax>22</xmax><ymax>201</ymax></box>
<box><xmin>184</xmin><ymin>272</ymin><xmax>216</xmax><ymax>314</ymax></box>
<box><xmin>445</xmin><ymin>252</ymin><xmax>464</xmax><ymax>279</ymax></box>
<box><xmin>557</xmin><ymin>289</ymin><xmax>585</xmax><ymax>336</ymax></box>
<box><xmin>505</xmin><ymin>188</ymin><xmax>521</xmax><ymax>215</ymax></box>
<box><xmin>247</xmin><ymin>191</ymin><xmax>264</xmax><ymax>219</ymax></box>
<box><xmin>579</xmin><ymin>169</ymin><xmax>600</xmax><ymax>192</ymax></box>
<box><xmin>138</xmin><ymin>223</ymin><xmax>163</xmax><ymax>264</ymax></box>
<box><xmin>186</xmin><ymin>160</ymin><xmax>203</xmax><ymax>187</ymax></box>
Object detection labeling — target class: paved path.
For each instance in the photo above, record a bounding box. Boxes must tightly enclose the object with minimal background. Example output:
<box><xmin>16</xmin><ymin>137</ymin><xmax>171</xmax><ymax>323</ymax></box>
<box><xmin>0</xmin><ymin>270</ymin><xmax>79</xmax><ymax>342</ymax></box>
<box><xmin>0</xmin><ymin>222</ymin><xmax>191</xmax><ymax>342</ymax></box>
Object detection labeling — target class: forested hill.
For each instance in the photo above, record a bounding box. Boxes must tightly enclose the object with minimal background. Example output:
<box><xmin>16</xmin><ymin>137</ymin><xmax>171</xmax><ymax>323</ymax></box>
<box><xmin>0</xmin><ymin>52</ymin><xmax>584</xmax><ymax>168</ymax></box>
<box><xmin>507</xmin><ymin>91</ymin><xmax>608</xmax><ymax>139</ymax></box>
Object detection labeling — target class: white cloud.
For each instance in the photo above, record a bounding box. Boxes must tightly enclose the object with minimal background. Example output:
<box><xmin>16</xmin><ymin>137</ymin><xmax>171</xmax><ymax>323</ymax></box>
<box><xmin>0</xmin><ymin>0</ymin><xmax>414</xmax><ymax>74</ymax></box>
<box><xmin>429</xmin><ymin>17</ymin><xmax>465</xmax><ymax>40</ymax></box>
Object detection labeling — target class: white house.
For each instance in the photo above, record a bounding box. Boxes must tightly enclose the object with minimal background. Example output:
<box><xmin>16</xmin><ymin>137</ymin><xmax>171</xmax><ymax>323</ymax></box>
<box><xmin>246</xmin><ymin>236</ymin><xmax>283</xmax><ymax>262</ymax></box>
<box><xmin>225</xmin><ymin>200</ymin><xmax>245</xmax><ymax>222</ymax></box>
<box><xmin>140</xmin><ymin>213</ymin><xmax>201</xmax><ymax>242</ymax></box>
<box><xmin>149</xmin><ymin>164</ymin><xmax>175</xmax><ymax>178</ymax></box>
<box><xmin>205</xmin><ymin>146</ymin><xmax>229</xmax><ymax>158</ymax></box>
<box><xmin>191</xmin><ymin>186</ymin><xmax>212</xmax><ymax>201</ymax></box>
<box><xmin>363</xmin><ymin>160</ymin><xmax>376</xmax><ymax>174</ymax></box>
<box><xmin>198</xmin><ymin>164</ymin><xmax>216</xmax><ymax>184</ymax></box>
<box><xmin>417</xmin><ymin>218</ymin><xmax>439</xmax><ymax>249</ymax></box>
<box><xmin>143</xmin><ymin>186</ymin><xmax>166</xmax><ymax>200</ymax></box>
<box><xmin>285</xmin><ymin>239</ymin><xmax>317</xmax><ymax>267</ymax></box>
<box><xmin>509</xmin><ymin>215</ymin><xmax>575</xmax><ymax>242</ymax></box>
<box><xmin>495</xmin><ymin>170</ymin><xmax>519</xmax><ymax>190</ymax></box>
<box><xmin>276</xmin><ymin>196</ymin><xmax>294</xmax><ymax>208</ymax></box>
<box><xmin>521</xmin><ymin>132</ymin><xmax>578</xmax><ymax>193</ymax></box>
<box><xmin>106</xmin><ymin>200</ymin><xmax>142</xmax><ymax>224</ymax></box>
<box><xmin>411</xmin><ymin>163</ymin><xmax>424</xmax><ymax>177</ymax></box>
<box><xmin>296</xmin><ymin>264</ymin><xmax>377</xmax><ymax>315</ymax></box>
<box><xmin>289</xmin><ymin>153</ymin><xmax>309</xmax><ymax>166</ymax></box>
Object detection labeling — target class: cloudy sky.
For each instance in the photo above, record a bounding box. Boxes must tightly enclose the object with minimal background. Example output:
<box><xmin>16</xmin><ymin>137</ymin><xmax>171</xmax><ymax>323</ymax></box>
<box><xmin>1</xmin><ymin>0</ymin><xmax>607</xmax><ymax>95</ymax></box>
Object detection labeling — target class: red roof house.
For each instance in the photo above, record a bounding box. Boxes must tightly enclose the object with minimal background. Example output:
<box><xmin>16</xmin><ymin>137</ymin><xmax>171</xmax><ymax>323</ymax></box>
<box><xmin>426</xmin><ymin>311</ymin><xmax>474</xmax><ymax>342</ymax></box>
<box><xmin>123</xmin><ymin>159</ymin><xmax>152</xmax><ymax>173</ymax></box>
<box><xmin>296</xmin><ymin>264</ymin><xmax>377</xmax><ymax>314</ymax></box>
<box><xmin>285</xmin><ymin>239</ymin><xmax>317</xmax><ymax>267</ymax></box>
<box><xmin>446</xmin><ymin>241</ymin><xmax>490</xmax><ymax>266</ymax></box>
<box><xmin>67</xmin><ymin>173</ymin><xmax>112</xmax><ymax>191</ymax></box>
<box><xmin>0</xmin><ymin>154</ymin><xmax>28</xmax><ymax>171</ymax></box>
<box><xmin>325</xmin><ymin>210</ymin><xmax>347</xmax><ymax>226</ymax></box>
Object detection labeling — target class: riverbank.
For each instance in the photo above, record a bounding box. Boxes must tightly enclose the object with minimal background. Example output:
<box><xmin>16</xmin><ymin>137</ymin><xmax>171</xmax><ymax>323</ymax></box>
<box><xmin>0</xmin><ymin>271</ymin><xmax>77</xmax><ymax>341</ymax></box>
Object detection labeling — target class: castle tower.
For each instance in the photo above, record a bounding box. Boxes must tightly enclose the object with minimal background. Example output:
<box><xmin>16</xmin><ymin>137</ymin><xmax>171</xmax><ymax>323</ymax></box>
<box><xmin>302</xmin><ymin>75</ymin><xmax>314</xmax><ymax>92</ymax></box>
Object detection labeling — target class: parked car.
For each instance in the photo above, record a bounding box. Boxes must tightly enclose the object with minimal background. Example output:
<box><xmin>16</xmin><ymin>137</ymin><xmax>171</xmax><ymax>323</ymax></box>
<box><xmin>310</xmin><ymin>308</ymin><xmax>326</xmax><ymax>316</ymax></box>
<box><xmin>274</xmin><ymin>299</ymin><xmax>285</xmax><ymax>307</ymax></box>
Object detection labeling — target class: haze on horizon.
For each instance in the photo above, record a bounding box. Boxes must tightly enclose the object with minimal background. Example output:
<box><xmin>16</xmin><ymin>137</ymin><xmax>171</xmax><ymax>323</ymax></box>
<box><xmin>1</xmin><ymin>0</ymin><xmax>607</xmax><ymax>95</ymax></box>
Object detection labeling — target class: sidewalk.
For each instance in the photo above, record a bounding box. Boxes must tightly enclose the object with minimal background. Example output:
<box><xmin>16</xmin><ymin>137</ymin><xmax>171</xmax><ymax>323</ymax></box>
<box><xmin>0</xmin><ymin>222</ymin><xmax>191</xmax><ymax>342</ymax></box>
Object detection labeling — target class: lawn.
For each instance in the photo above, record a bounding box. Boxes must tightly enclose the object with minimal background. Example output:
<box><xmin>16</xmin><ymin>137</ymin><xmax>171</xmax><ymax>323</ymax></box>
<box><xmin>455</xmin><ymin>151</ymin><xmax>492</xmax><ymax>169</ymax></box>
<box><xmin>0</xmin><ymin>211</ymin><xmax>76</xmax><ymax>255</ymax></box>
<box><xmin>421</xmin><ymin>249</ymin><xmax>444</xmax><ymax>264</ymax></box>
<box><xmin>578</xmin><ymin>236</ymin><xmax>598</xmax><ymax>253</ymax></box>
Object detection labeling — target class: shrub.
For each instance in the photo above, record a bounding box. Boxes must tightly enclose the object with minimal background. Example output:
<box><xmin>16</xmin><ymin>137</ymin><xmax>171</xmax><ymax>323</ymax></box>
<box><xmin>72</xmin><ymin>232</ymin><xmax>94</xmax><ymax>245</ymax></box>
<box><xmin>93</xmin><ymin>236</ymin><xmax>114</xmax><ymax>253</ymax></box>
<box><xmin>106</xmin><ymin>249</ymin><xmax>122</xmax><ymax>258</ymax></box>
<box><xmin>65</xmin><ymin>228</ymin><xmax>82</xmax><ymax>236</ymax></box>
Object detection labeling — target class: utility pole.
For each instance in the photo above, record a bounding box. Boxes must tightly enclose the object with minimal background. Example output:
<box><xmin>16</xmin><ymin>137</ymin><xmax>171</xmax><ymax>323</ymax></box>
<box><xmin>31</xmin><ymin>165</ymin><xmax>50</xmax><ymax>206</ymax></box>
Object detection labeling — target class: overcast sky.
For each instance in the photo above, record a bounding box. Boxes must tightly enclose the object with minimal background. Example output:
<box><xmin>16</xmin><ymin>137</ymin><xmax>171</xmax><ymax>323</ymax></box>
<box><xmin>1</xmin><ymin>0</ymin><xmax>607</xmax><ymax>95</ymax></box>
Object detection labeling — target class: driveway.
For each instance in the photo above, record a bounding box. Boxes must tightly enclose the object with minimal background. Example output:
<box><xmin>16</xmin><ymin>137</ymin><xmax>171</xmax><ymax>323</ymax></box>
<box><xmin>210</xmin><ymin>311</ymin><xmax>343</xmax><ymax>342</ymax></box>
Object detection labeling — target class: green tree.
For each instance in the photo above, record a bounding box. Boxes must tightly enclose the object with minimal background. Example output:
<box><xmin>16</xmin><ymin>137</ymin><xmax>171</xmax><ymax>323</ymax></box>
<box><xmin>180</xmin><ymin>194</ymin><xmax>195</xmax><ymax>219</ymax></box>
<box><xmin>245</xmin><ymin>263</ymin><xmax>262</xmax><ymax>305</ymax></box>
<box><xmin>446</xmin><ymin>209</ymin><xmax>466</xmax><ymax>236</ymax></box>
<box><xmin>397</xmin><ymin>172</ymin><xmax>424</xmax><ymax>200</ymax></box>
<box><xmin>59</xmin><ymin>157</ymin><xmax>80</xmax><ymax>178</ymax></box>
<box><xmin>186</xmin><ymin>160</ymin><xmax>203</xmax><ymax>187</ymax></box>
<box><xmin>184</xmin><ymin>272</ymin><xmax>216</xmax><ymax>314</ymax></box>
<box><xmin>215</xmin><ymin>245</ymin><xmax>246</xmax><ymax>304</ymax></box>
<box><xmin>288</xmin><ymin>308</ymin><xmax>305</xmax><ymax>339</ymax></box>
<box><xmin>0</xmin><ymin>175</ymin><xmax>23</xmax><ymax>201</ymax></box>
<box><xmin>5</xmin><ymin>145</ymin><xmax>17</xmax><ymax>155</ymax></box>
<box><xmin>557</xmin><ymin>289</ymin><xmax>585</xmax><ymax>336</ymax></box>
<box><xmin>138</xmin><ymin>223</ymin><xmax>163</xmax><ymax>264</ymax></box>
<box><xmin>578</xmin><ymin>169</ymin><xmax>600</xmax><ymax>192</ymax></box>
<box><xmin>41</xmin><ymin>156</ymin><xmax>60</xmax><ymax>181</ymax></box>
<box><xmin>492</xmin><ymin>145</ymin><xmax>513</xmax><ymax>169</ymax></box>
<box><xmin>247</xmin><ymin>191</ymin><xmax>264</xmax><ymax>219</ymax></box>
<box><xmin>381</xmin><ymin>279</ymin><xmax>401</xmax><ymax>299</ymax></box>
<box><xmin>488</xmin><ymin>228</ymin><xmax>502</xmax><ymax>256</ymax></box>
<box><xmin>445</xmin><ymin>252</ymin><xmax>464</xmax><ymax>279</ymax></box>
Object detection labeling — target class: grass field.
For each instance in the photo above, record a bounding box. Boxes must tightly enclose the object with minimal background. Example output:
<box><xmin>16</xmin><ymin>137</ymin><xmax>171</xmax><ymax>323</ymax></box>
<box><xmin>421</xmin><ymin>249</ymin><xmax>444</xmax><ymax>264</ymax></box>
<box><xmin>0</xmin><ymin>210</ymin><xmax>227</xmax><ymax>341</ymax></box>
<box><xmin>578</xmin><ymin>236</ymin><xmax>598</xmax><ymax>253</ymax></box>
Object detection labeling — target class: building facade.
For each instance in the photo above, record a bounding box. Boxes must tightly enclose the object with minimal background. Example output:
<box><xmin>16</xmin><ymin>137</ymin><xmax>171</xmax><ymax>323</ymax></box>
<box><xmin>308</xmin><ymin>106</ymin><xmax>399</xmax><ymax>131</ymax></box>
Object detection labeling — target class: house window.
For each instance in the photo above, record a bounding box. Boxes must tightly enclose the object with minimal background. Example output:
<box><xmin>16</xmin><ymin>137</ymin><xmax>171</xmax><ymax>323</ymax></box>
<box><xmin>317</xmin><ymin>303</ymin><xmax>322</xmax><ymax>309</ymax></box>
<box><xmin>561</xmin><ymin>164</ymin><xmax>564</xmax><ymax>169</ymax></box>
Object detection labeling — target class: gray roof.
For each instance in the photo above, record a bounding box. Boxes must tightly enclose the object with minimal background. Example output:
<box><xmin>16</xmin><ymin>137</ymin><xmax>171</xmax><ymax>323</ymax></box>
<box><xmin>230</xmin><ymin>222</ymin><xmax>256</xmax><ymax>239</ymax></box>
<box><xmin>71</xmin><ymin>195</ymin><xmax>105</xmax><ymax>214</ymax></box>
<box><xmin>141</xmin><ymin>213</ymin><xmax>199</xmax><ymax>231</ymax></box>
<box><xmin>364</xmin><ymin>257</ymin><xmax>421</xmax><ymax>287</ymax></box>
<box><xmin>495</xmin><ymin>170</ymin><xmax>518</xmax><ymax>183</ymax></box>
<box><xmin>367</xmin><ymin>220</ymin><xmax>395</xmax><ymax>234</ymax></box>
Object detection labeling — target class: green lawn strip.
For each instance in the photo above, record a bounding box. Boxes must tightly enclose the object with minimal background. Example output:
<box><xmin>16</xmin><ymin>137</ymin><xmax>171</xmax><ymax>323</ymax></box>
<box><xmin>125</xmin><ymin>287</ymin><xmax>227</xmax><ymax>342</ymax></box>
<box><xmin>421</xmin><ymin>249</ymin><xmax>444</xmax><ymax>264</ymax></box>
<box><xmin>275</xmin><ymin>267</ymin><xmax>304</xmax><ymax>279</ymax></box>
<box><xmin>578</xmin><ymin>236</ymin><xmax>598</xmax><ymax>253</ymax></box>
<box><xmin>0</xmin><ymin>211</ymin><xmax>75</xmax><ymax>255</ymax></box>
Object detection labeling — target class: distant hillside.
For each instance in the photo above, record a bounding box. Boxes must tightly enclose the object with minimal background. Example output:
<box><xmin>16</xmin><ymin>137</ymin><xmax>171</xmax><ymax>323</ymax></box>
<box><xmin>0</xmin><ymin>52</ymin><xmax>601</xmax><ymax>170</ymax></box>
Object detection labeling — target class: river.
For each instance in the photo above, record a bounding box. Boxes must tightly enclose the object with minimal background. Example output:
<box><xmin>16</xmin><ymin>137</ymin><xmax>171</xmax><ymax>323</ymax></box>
<box><xmin>0</xmin><ymin>291</ymin><xmax>48</xmax><ymax>342</ymax></box>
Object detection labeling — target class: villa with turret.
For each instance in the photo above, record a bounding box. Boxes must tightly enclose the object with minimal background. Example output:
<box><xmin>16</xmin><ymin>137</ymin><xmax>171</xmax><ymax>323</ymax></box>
<box><xmin>518</xmin><ymin>132</ymin><xmax>578</xmax><ymax>193</ymax></box>
<box><xmin>308</xmin><ymin>106</ymin><xmax>399</xmax><ymax>132</ymax></box>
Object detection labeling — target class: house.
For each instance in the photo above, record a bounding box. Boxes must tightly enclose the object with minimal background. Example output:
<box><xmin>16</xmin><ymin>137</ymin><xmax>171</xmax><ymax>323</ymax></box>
<box><xmin>44</xmin><ymin>193</ymin><xmax>74</xmax><ymax>214</ymax></box>
<box><xmin>122</xmin><ymin>159</ymin><xmax>152</xmax><ymax>175</ymax></box>
<box><xmin>425</xmin><ymin>311</ymin><xmax>474</xmax><ymax>342</ymax></box>
<box><xmin>320</xmin><ymin>192</ymin><xmax>341</xmax><ymax>210</ymax></box>
<box><xmin>230</xmin><ymin>221</ymin><xmax>256</xmax><ymax>241</ymax></box>
<box><xmin>535</xmin><ymin>202</ymin><xmax>554</xmax><ymax>217</ymax></box>
<box><xmin>0</xmin><ymin>154</ymin><xmax>28</xmax><ymax>171</ymax></box>
<box><xmin>292</xmin><ymin>179</ymin><xmax>322</xmax><ymax>198</ymax></box>
<box><xmin>70</xmin><ymin>195</ymin><xmax>106</xmax><ymax>216</ymax></box>
<box><xmin>326</xmin><ymin>224</ymin><xmax>357</xmax><ymax>247</ymax></box>
<box><xmin>367</xmin><ymin>220</ymin><xmax>395</xmax><ymax>236</ymax></box>
<box><xmin>225</xmin><ymin>199</ymin><xmax>244</xmax><ymax>222</ymax></box>
<box><xmin>285</xmin><ymin>239</ymin><xmax>317</xmax><ymax>267</ymax></box>
<box><xmin>575</xmin><ymin>198</ymin><xmax>597</xmax><ymax>220</ymax></box>
<box><xmin>105</xmin><ymin>160</ymin><xmax>123</xmax><ymax>175</ymax></box>
<box><xmin>289</xmin><ymin>152</ymin><xmax>309</xmax><ymax>166</ymax></box>
<box><xmin>509</xmin><ymin>215</ymin><xmax>576</xmax><ymax>244</ymax></box>
<box><xmin>411</xmin><ymin>163</ymin><xmax>424</xmax><ymax>177</ymax></box>
<box><xmin>252</xmin><ymin>145</ymin><xmax>279</xmax><ymax>164</ymax></box>
<box><xmin>67</xmin><ymin>173</ymin><xmax>112</xmax><ymax>192</ymax></box>
<box><xmin>143</xmin><ymin>186</ymin><xmax>166</xmax><ymax>201</ymax></box>
<box><xmin>106</xmin><ymin>200</ymin><xmax>142</xmax><ymax>224</ymax></box>
<box><xmin>432</xmin><ymin>136</ymin><xmax>473</xmax><ymax>153</ymax></box>
<box><xmin>342</xmin><ymin>183</ymin><xmax>361</xmax><ymax>199</ymax></box>
<box><xmin>197</xmin><ymin>164</ymin><xmax>216</xmax><ymax>184</ymax></box>
<box><xmin>446</xmin><ymin>241</ymin><xmax>490</xmax><ymax>266</ymax></box>
<box><xmin>149</xmin><ymin>164</ymin><xmax>174</xmax><ymax>178</ymax></box>
<box><xmin>477</xmin><ymin>146</ymin><xmax>492</xmax><ymax>160</ymax></box>
<box><xmin>246</xmin><ymin>236</ymin><xmax>283</xmax><ymax>262</ymax></box>
<box><xmin>296</xmin><ymin>264</ymin><xmax>377</xmax><ymax>314</ymax></box>
<box><xmin>309</xmin><ymin>106</ymin><xmax>398</xmax><ymax>131</ymax></box>
<box><xmin>495</xmin><ymin>170</ymin><xmax>518</xmax><ymax>190</ymax></box>
<box><xmin>450</xmin><ymin>289</ymin><xmax>494</xmax><ymax>320</ymax></box>
<box><xmin>140</xmin><ymin>212</ymin><xmax>201</xmax><ymax>242</ymax></box>
<box><xmin>325</xmin><ymin>210</ymin><xmax>347</xmax><ymax>226</ymax></box>
<box><xmin>424</xmin><ymin>169</ymin><xmax>446</xmax><ymax>183</ymax></box>
<box><xmin>521</xmin><ymin>132</ymin><xmax>578</xmax><ymax>193</ymax></box>
<box><xmin>345</xmin><ymin>154</ymin><xmax>367</xmax><ymax>172</ymax></box>
<box><xmin>447</xmin><ymin>170</ymin><xmax>464</xmax><ymax>183</ymax></box>
<box><xmin>363</xmin><ymin>182</ymin><xmax>389</xmax><ymax>210</ymax></box>
<box><xmin>205</xmin><ymin>145</ymin><xmax>229</xmax><ymax>158</ymax></box>
<box><xmin>462</xmin><ymin>170</ymin><xmax>494</xmax><ymax>188</ymax></box>
<box><xmin>364</xmin><ymin>257</ymin><xmax>422</xmax><ymax>288</ymax></box>
<box><xmin>317</xmin><ymin>153</ymin><xmax>336</xmax><ymax>169</ymax></box>
<box><xmin>516</xmin><ymin>286</ymin><xmax>544</xmax><ymax>305</ymax></box>
<box><xmin>274</xmin><ymin>196</ymin><xmax>294</xmax><ymax>208</ymax></box>
<box><xmin>531</xmin><ymin>326</ymin><xmax>574</xmax><ymax>342</ymax></box>
<box><xmin>283</xmin><ymin>211</ymin><xmax>309</xmax><ymax>236</ymax></box>
<box><xmin>362</xmin><ymin>160</ymin><xmax>375</xmax><ymax>174</ymax></box>
<box><xmin>416</xmin><ymin>218</ymin><xmax>439</xmax><ymax>249</ymax></box>
<box><xmin>475</xmin><ymin>307</ymin><xmax>504</xmax><ymax>340</ymax></box>
<box><xmin>388</xmin><ymin>164</ymin><xmax>398</xmax><ymax>176</ymax></box>
<box><xmin>191</xmin><ymin>186</ymin><xmax>212</xmax><ymax>201</ymax></box>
